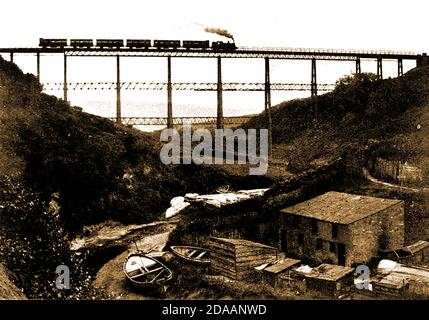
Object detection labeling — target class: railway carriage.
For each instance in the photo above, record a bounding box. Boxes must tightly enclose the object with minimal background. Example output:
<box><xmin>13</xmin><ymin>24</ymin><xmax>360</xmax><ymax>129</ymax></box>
<box><xmin>126</xmin><ymin>39</ymin><xmax>152</xmax><ymax>49</ymax></box>
<box><xmin>182</xmin><ymin>40</ymin><xmax>210</xmax><ymax>49</ymax></box>
<box><xmin>70</xmin><ymin>39</ymin><xmax>94</xmax><ymax>48</ymax></box>
<box><xmin>153</xmin><ymin>40</ymin><xmax>181</xmax><ymax>49</ymax></box>
<box><xmin>39</xmin><ymin>38</ymin><xmax>68</xmax><ymax>48</ymax></box>
<box><xmin>96</xmin><ymin>39</ymin><xmax>124</xmax><ymax>49</ymax></box>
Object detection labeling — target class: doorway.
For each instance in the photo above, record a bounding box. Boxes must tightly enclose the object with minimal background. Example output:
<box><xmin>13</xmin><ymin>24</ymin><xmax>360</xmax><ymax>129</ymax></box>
<box><xmin>337</xmin><ymin>243</ymin><xmax>346</xmax><ymax>266</ymax></box>
<box><xmin>280</xmin><ymin>229</ymin><xmax>288</xmax><ymax>253</ymax></box>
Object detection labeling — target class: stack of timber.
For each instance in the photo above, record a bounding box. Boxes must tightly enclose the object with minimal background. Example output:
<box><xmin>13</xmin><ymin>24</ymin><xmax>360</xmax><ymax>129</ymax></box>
<box><xmin>209</xmin><ymin>237</ymin><xmax>278</xmax><ymax>280</ymax></box>
<box><xmin>375</xmin><ymin>259</ymin><xmax>429</xmax><ymax>298</ymax></box>
<box><xmin>372</xmin><ymin>273</ymin><xmax>410</xmax><ymax>298</ymax></box>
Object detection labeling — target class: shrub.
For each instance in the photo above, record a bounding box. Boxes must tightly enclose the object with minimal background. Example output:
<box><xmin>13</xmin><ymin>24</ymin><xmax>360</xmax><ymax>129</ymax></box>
<box><xmin>0</xmin><ymin>176</ymin><xmax>105</xmax><ymax>299</ymax></box>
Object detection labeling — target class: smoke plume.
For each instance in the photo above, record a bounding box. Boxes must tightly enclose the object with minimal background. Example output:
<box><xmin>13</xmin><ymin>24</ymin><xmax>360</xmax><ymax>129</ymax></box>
<box><xmin>204</xmin><ymin>27</ymin><xmax>234</xmax><ymax>41</ymax></box>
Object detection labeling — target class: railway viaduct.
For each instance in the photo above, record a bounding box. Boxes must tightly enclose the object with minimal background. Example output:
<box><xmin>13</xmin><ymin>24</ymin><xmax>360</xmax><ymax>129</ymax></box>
<box><xmin>0</xmin><ymin>45</ymin><xmax>425</xmax><ymax>132</ymax></box>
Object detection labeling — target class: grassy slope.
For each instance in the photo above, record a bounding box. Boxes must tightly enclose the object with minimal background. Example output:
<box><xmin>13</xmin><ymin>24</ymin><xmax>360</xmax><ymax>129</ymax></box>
<box><xmin>243</xmin><ymin>68</ymin><xmax>429</xmax><ymax>179</ymax></box>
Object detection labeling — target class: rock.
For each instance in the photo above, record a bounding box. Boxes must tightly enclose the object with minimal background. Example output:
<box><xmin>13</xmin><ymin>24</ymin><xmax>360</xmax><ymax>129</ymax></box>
<box><xmin>71</xmin><ymin>220</ymin><xmax>177</xmax><ymax>252</ymax></box>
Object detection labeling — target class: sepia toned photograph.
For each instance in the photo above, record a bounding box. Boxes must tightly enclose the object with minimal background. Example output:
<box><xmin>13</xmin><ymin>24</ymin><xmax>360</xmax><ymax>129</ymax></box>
<box><xmin>0</xmin><ymin>0</ymin><xmax>428</xmax><ymax>311</ymax></box>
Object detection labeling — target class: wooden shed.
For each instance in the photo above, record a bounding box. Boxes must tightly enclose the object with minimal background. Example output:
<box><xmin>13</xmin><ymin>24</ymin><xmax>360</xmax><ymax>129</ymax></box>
<box><xmin>382</xmin><ymin>240</ymin><xmax>429</xmax><ymax>266</ymax></box>
<box><xmin>262</xmin><ymin>258</ymin><xmax>301</xmax><ymax>287</ymax></box>
<box><xmin>293</xmin><ymin>263</ymin><xmax>355</xmax><ymax>297</ymax></box>
<box><xmin>209</xmin><ymin>237</ymin><xmax>278</xmax><ymax>280</ymax></box>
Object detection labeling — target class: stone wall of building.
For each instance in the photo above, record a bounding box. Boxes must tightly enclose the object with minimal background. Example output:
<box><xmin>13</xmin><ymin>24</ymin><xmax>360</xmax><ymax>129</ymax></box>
<box><xmin>348</xmin><ymin>201</ymin><xmax>404</xmax><ymax>266</ymax></box>
<box><xmin>348</xmin><ymin>215</ymin><xmax>383</xmax><ymax>266</ymax></box>
<box><xmin>379</xmin><ymin>202</ymin><xmax>405</xmax><ymax>250</ymax></box>
<box><xmin>279</xmin><ymin>215</ymin><xmax>350</xmax><ymax>265</ymax></box>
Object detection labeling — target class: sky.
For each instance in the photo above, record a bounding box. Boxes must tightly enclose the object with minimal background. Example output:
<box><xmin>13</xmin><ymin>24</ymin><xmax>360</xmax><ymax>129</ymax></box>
<box><xmin>1</xmin><ymin>0</ymin><xmax>428</xmax><ymax>51</ymax></box>
<box><xmin>0</xmin><ymin>0</ymin><xmax>427</xmax><ymax>123</ymax></box>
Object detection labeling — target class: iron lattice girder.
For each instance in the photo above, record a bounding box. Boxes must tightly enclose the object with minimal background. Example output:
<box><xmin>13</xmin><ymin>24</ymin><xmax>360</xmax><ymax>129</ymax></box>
<box><xmin>65</xmin><ymin>50</ymin><xmax>358</xmax><ymax>60</ymax></box>
<box><xmin>59</xmin><ymin>48</ymin><xmax>418</xmax><ymax>61</ymax></box>
<box><xmin>42</xmin><ymin>81</ymin><xmax>335</xmax><ymax>92</ymax></box>
<box><xmin>110</xmin><ymin>116</ymin><xmax>253</xmax><ymax>126</ymax></box>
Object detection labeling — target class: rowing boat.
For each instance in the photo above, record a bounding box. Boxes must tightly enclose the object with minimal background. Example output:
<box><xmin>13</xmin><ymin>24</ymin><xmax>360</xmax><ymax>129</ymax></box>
<box><xmin>170</xmin><ymin>246</ymin><xmax>211</xmax><ymax>265</ymax></box>
<box><xmin>123</xmin><ymin>252</ymin><xmax>173</xmax><ymax>289</ymax></box>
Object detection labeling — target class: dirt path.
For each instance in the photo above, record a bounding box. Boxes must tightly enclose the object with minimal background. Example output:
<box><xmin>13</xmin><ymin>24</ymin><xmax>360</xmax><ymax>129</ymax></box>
<box><xmin>362</xmin><ymin>168</ymin><xmax>429</xmax><ymax>193</ymax></box>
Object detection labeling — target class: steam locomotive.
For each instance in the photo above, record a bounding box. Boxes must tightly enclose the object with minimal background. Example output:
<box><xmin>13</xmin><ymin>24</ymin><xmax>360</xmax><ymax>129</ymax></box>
<box><xmin>39</xmin><ymin>38</ymin><xmax>237</xmax><ymax>51</ymax></box>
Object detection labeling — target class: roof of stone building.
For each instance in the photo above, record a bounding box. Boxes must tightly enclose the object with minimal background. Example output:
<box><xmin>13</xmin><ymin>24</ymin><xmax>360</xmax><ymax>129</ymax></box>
<box><xmin>281</xmin><ymin>191</ymin><xmax>402</xmax><ymax>224</ymax></box>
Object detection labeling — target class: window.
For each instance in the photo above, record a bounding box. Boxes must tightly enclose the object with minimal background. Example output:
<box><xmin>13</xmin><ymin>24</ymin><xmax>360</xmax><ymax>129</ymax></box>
<box><xmin>332</xmin><ymin>224</ymin><xmax>338</xmax><ymax>239</ymax></box>
<box><xmin>316</xmin><ymin>239</ymin><xmax>323</xmax><ymax>250</ymax></box>
<box><xmin>311</xmin><ymin>219</ymin><xmax>318</xmax><ymax>235</ymax></box>
<box><xmin>330</xmin><ymin>242</ymin><xmax>336</xmax><ymax>253</ymax></box>
<box><xmin>298</xmin><ymin>233</ymin><xmax>304</xmax><ymax>245</ymax></box>
<box><xmin>292</xmin><ymin>216</ymin><xmax>299</xmax><ymax>228</ymax></box>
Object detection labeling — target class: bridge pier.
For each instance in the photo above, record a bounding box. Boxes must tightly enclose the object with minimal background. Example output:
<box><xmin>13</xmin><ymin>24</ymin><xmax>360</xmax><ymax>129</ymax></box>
<box><xmin>398</xmin><ymin>58</ymin><xmax>403</xmax><ymax>76</ymax></box>
<box><xmin>217</xmin><ymin>57</ymin><xmax>224</xmax><ymax>129</ymax></box>
<box><xmin>311</xmin><ymin>58</ymin><xmax>317</xmax><ymax>97</ymax></box>
<box><xmin>116</xmin><ymin>55</ymin><xmax>122</xmax><ymax>124</ymax></box>
<box><xmin>356</xmin><ymin>57</ymin><xmax>361</xmax><ymax>74</ymax></box>
<box><xmin>417</xmin><ymin>53</ymin><xmax>428</xmax><ymax>67</ymax></box>
<box><xmin>10</xmin><ymin>52</ymin><xmax>13</xmax><ymax>63</ymax></box>
<box><xmin>167</xmin><ymin>56</ymin><xmax>173</xmax><ymax>128</ymax></box>
<box><xmin>63</xmin><ymin>53</ymin><xmax>68</xmax><ymax>102</ymax></box>
<box><xmin>264</xmin><ymin>57</ymin><xmax>272</xmax><ymax>156</ymax></box>
<box><xmin>377</xmin><ymin>58</ymin><xmax>383</xmax><ymax>79</ymax></box>
<box><xmin>36</xmin><ymin>52</ymin><xmax>40</xmax><ymax>79</ymax></box>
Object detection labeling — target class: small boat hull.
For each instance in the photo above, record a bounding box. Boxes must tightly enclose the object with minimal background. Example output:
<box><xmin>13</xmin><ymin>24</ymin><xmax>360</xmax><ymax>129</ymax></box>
<box><xmin>170</xmin><ymin>246</ymin><xmax>211</xmax><ymax>265</ymax></box>
<box><xmin>123</xmin><ymin>252</ymin><xmax>173</xmax><ymax>289</ymax></box>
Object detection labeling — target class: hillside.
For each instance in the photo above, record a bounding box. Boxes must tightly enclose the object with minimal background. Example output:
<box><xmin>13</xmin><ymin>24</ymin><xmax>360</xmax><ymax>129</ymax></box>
<box><xmin>243</xmin><ymin>67</ymin><xmax>429</xmax><ymax>180</ymax></box>
<box><xmin>0</xmin><ymin>56</ymin><xmax>265</xmax><ymax>233</ymax></box>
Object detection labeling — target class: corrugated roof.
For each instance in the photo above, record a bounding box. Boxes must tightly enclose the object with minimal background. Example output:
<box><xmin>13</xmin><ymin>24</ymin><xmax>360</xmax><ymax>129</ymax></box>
<box><xmin>281</xmin><ymin>191</ymin><xmax>402</xmax><ymax>224</ymax></box>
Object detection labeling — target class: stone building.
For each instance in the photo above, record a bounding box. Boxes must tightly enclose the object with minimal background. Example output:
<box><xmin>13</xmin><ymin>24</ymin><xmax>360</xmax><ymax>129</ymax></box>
<box><xmin>279</xmin><ymin>191</ymin><xmax>404</xmax><ymax>267</ymax></box>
